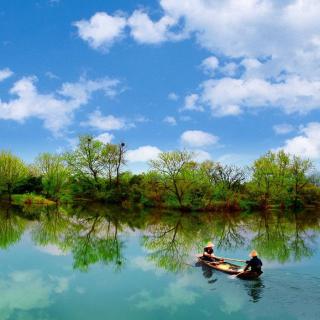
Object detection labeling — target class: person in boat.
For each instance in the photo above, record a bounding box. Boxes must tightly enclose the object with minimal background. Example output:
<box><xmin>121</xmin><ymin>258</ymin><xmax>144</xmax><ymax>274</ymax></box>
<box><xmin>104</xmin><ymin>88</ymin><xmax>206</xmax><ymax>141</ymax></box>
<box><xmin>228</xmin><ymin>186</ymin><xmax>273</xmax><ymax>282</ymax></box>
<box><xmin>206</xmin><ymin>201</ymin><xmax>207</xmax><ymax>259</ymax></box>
<box><xmin>244</xmin><ymin>250</ymin><xmax>263</xmax><ymax>275</ymax></box>
<box><xmin>202</xmin><ymin>242</ymin><xmax>216</xmax><ymax>261</ymax></box>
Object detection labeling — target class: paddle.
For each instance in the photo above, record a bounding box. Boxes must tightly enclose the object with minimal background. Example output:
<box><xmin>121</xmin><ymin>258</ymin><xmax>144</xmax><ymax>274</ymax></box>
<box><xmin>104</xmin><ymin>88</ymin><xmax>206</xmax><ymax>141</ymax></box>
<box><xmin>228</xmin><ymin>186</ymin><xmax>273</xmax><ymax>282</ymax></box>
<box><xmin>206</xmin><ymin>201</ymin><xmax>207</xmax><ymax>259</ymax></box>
<box><xmin>214</xmin><ymin>256</ymin><xmax>246</xmax><ymax>263</ymax></box>
<box><xmin>228</xmin><ymin>269</ymin><xmax>247</xmax><ymax>279</ymax></box>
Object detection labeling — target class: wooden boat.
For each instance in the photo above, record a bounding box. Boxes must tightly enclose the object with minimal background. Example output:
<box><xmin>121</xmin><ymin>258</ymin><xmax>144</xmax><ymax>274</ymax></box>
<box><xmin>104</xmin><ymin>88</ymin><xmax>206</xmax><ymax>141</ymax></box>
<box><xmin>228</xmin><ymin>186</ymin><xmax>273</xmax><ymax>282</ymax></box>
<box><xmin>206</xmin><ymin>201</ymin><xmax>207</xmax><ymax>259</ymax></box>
<box><xmin>197</xmin><ymin>255</ymin><xmax>261</xmax><ymax>280</ymax></box>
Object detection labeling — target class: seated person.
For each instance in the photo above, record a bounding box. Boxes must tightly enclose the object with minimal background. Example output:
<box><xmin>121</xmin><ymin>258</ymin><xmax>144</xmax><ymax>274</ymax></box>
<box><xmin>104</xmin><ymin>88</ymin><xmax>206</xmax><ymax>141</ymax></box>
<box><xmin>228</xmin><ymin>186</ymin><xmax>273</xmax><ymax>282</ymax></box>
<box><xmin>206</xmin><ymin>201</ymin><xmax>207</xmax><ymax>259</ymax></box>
<box><xmin>202</xmin><ymin>242</ymin><xmax>215</xmax><ymax>261</ymax></box>
<box><xmin>244</xmin><ymin>250</ymin><xmax>263</xmax><ymax>275</ymax></box>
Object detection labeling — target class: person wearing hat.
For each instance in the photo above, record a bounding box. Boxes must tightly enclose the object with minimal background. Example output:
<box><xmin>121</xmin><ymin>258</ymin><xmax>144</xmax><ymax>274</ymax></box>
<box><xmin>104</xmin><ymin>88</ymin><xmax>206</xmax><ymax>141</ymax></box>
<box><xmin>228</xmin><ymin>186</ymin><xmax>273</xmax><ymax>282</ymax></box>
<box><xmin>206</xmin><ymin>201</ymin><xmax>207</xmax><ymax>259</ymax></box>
<box><xmin>244</xmin><ymin>250</ymin><xmax>263</xmax><ymax>275</ymax></box>
<box><xmin>202</xmin><ymin>242</ymin><xmax>216</xmax><ymax>261</ymax></box>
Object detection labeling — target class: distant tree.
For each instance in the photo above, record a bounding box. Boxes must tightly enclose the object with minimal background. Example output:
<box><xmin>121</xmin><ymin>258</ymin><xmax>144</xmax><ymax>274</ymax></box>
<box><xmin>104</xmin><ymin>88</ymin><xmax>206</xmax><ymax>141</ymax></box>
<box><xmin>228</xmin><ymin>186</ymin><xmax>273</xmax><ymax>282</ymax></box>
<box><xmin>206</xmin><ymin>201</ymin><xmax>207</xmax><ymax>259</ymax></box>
<box><xmin>249</xmin><ymin>151</ymin><xmax>279</xmax><ymax>206</ymax></box>
<box><xmin>150</xmin><ymin>150</ymin><xmax>194</xmax><ymax>208</ymax></box>
<box><xmin>200</xmin><ymin>161</ymin><xmax>246</xmax><ymax>191</ymax></box>
<box><xmin>0</xmin><ymin>151</ymin><xmax>29</xmax><ymax>201</ymax></box>
<box><xmin>115</xmin><ymin>143</ymin><xmax>126</xmax><ymax>186</ymax></box>
<box><xmin>35</xmin><ymin>153</ymin><xmax>70</xmax><ymax>200</ymax></box>
<box><xmin>290</xmin><ymin>156</ymin><xmax>313</xmax><ymax>206</ymax></box>
<box><xmin>249</xmin><ymin>151</ymin><xmax>313</xmax><ymax>208</ymax></box>
<box><xmin>100</xmin><ymin>144</ymin><xmax>118</xmax><ymax>184</ymax></box>
<box><xmin>65</xmin><ymin>135</ymin><xmax>104</xmax><ymax>186</ymax></box>
<box><xmin>100</xmin><ymin>142</ymin><xmax>126</xmax><ymax>186</ymax></box>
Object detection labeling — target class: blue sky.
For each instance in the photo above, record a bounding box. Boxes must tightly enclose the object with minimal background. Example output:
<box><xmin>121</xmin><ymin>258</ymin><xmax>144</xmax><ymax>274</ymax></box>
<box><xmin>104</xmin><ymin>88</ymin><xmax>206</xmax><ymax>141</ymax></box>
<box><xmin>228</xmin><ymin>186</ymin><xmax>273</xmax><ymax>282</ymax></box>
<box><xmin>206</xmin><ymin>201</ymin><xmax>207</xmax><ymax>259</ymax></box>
<box><xmin>1</xmin><ymin>0</ymin><xmax>320</xmax><ymax>171</ymax></box>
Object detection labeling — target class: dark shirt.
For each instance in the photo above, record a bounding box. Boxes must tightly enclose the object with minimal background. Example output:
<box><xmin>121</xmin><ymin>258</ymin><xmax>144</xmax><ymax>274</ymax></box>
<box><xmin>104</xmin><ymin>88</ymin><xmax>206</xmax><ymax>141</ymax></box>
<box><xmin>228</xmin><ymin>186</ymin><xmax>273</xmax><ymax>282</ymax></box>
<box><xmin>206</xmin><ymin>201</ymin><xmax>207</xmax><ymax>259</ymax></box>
<box><xmin>204</xmin><ymin>247</ymin><xmax>214</xmax><ymax>255</ymax></box>
<box><xmin>202</xmin><ymin>247</ymin><xmax>214</xmax><ymax>261</ymax></box>
<box><xmin>245</xmin><ymin>256</ymin><xmax>263</xmax><ymax>273</ymax></box>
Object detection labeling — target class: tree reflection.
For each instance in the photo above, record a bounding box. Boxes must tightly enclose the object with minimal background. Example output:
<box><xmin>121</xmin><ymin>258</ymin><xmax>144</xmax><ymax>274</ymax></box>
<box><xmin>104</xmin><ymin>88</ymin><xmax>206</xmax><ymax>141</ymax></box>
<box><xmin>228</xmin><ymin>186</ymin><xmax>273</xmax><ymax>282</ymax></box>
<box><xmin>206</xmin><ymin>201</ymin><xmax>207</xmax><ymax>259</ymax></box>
<box><xmin>66</xmin><ymin>214</ymin><xmax>125</xmax><ymax>272</ymax></box>
<box><xmin>31</xmin><ymin>205</ymin><xmax>70</xmax><ymax>248</ymax></box>
<box><xmin>142</xmin><ymin>211</ymin><xmax>212</xmax><ymax>272</ymax></box>
<box><xmin>0</xmin><ymin>201</ymin><xmax>319</xmax><ymax>272</ymax></box>
<box><xmin>210</xmin><ymin>211</ymin><xmax>246</xmax><ymax>250</ymax></box>
<box><xmin>251</xmin><ymin>210</ymin><xmax>319</xmax><ymax>263</ymax></box>
<box><xmin>0</xmin><ymin>205</ymin><xmax>27</xmax><ymax>248</ymax></box>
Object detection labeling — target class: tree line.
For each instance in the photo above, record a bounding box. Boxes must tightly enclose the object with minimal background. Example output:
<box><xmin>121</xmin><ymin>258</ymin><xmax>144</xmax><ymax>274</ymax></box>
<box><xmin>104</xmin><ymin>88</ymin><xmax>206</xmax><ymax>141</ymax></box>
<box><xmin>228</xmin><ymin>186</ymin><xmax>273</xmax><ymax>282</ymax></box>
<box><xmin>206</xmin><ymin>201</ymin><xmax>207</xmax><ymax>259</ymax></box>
<box><xmin>0</xmin><ymin>135</ymin><xmax>319</xmax><ymax>210</ymax></box>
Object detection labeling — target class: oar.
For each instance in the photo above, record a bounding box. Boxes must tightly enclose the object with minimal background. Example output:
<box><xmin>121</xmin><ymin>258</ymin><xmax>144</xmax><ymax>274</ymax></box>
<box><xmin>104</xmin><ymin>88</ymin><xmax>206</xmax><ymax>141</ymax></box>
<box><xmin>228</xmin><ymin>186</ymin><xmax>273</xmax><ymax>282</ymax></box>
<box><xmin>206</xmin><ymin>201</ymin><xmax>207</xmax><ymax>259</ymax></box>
<box><xmin>214</xmin><ymin>256</ymin><xmax>246</xmax><ymax>263</ymax></box>
<box><xmin>228</xmin><ymin>270</ymin><xmax>247</xmax><ymax>279</ymax></box>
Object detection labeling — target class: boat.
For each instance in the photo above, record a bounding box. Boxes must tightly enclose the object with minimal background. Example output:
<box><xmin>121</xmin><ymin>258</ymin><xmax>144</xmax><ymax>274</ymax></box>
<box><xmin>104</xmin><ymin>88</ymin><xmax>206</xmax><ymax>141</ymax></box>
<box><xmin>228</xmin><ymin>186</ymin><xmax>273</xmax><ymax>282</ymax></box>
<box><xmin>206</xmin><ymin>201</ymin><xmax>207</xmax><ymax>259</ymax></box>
<box><xmin>197</xmin><ymin>255</ymin><xmax>261</xmax><ymax>280</ymax></box>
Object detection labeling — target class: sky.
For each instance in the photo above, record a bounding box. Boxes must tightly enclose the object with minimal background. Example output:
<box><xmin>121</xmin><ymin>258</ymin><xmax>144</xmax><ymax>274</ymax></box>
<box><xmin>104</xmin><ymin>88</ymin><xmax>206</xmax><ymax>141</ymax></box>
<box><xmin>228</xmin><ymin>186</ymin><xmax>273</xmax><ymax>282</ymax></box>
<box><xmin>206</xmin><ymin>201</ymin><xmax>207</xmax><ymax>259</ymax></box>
<box><xmin>1</xmin><ymin>0</ymin><xmax>320</xmax><ymax>171</ymax></box>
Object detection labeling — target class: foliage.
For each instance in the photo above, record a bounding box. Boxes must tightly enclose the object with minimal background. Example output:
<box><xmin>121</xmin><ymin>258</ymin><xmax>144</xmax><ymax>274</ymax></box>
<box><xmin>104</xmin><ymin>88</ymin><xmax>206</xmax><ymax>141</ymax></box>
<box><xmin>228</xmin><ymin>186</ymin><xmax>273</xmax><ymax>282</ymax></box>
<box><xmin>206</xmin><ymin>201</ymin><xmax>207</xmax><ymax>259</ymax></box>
<box><xmin>0</xmin><ymin>139</ymin><xmax>319</xmax><ymax>210</ymax></box>
<box><xmin>35</xmin><ymin>153</ymin><xmax>70</xmax><ymax>201</ymax></box>
<box><xmin>0</xmin><ymin>151</ymin><xmax>29</xmax><ymax>200</ymax></box>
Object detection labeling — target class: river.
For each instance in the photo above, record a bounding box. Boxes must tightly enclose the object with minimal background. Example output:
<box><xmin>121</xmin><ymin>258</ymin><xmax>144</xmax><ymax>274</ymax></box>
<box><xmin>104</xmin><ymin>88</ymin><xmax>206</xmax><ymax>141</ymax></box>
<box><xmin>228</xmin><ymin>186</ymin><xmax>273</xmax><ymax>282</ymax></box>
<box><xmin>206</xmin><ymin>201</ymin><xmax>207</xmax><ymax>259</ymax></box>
<box><xmin>0</xmin><ymin>203</ymin><xmax>319</xmax><ymax>319</ymax></box>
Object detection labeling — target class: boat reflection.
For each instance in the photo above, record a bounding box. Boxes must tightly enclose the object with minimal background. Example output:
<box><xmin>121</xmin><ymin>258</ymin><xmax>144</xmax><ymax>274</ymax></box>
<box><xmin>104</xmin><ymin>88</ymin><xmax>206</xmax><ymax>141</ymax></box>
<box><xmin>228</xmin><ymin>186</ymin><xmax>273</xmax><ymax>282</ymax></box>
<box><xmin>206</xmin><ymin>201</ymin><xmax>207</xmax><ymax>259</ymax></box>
<box><xmin>195</xmin><ymin>260</ymin><xmax>264</xmax><ymax>303</ymax></box>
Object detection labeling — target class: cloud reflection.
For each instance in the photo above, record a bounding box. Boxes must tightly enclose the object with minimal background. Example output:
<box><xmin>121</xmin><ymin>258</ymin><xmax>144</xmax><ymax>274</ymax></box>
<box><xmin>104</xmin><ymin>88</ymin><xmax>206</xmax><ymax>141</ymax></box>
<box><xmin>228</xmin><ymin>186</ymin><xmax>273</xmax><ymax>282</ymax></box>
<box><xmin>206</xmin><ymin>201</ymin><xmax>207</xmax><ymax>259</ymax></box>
<box><xmin>0</xmin><ymin>270</ymin><xmax>70</xmax><ymax>319</ymax></box>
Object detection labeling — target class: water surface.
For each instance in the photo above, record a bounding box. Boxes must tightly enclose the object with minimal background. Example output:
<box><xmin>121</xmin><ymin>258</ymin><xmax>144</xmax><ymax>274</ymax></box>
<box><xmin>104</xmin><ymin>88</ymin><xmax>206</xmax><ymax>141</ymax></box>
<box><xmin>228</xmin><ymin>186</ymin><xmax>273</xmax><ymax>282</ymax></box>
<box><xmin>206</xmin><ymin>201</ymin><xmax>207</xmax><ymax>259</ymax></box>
<box><xmin>0</xmin><ymin>203</ymin><xmax>319</xmax><ymax>320</ymax></box>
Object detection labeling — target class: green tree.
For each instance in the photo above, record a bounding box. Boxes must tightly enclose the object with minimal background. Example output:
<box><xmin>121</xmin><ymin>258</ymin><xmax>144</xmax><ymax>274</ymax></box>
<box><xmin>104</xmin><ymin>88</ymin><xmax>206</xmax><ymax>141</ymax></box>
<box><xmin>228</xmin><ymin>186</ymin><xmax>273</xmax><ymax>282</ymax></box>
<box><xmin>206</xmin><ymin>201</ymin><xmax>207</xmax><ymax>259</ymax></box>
<box><xmin>101</xmin><ymin>144</ymin><xmax>118</xmax><ymax>184</ymax></box>
<box><xmin>150</xmin><ymin>151</ymin><xmax>194</xmax><ymax>208</ymax></box>
<box><xmin>0</xmin><ymin>151</ymin><xmax>29</xmax><ymax>201</ymax></box>
<box><xmin>65</xmin><ymin>135</ymin><xmax>104</xmax><ymax>186</ymax></box>
<box><xmin>35</xmin><ymin>153</ymin><xmax>70</xmax><ymax>200</ymax></box>
<box><xmin>290</xmin><ymin>156</ymin><xmax>313</xmax><ymax>207</ymax></box>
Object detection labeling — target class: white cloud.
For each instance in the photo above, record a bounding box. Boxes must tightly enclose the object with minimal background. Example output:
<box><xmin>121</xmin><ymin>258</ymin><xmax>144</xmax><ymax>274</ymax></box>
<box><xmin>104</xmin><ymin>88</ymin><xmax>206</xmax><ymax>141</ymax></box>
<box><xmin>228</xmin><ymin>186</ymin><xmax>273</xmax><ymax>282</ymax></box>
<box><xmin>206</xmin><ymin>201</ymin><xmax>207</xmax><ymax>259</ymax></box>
<box><xmin>0</xmin><ymin>76</ymin><xmax>119</xmax><ymax>135</ymax></box>
<box><xmin>83</xmin><ymin>110</ymin><xmax>127</xmax><ymax>131</ymax></box>
<box><xmin>128</xmin><ymin>10</ymin><xmax>185</xmax><ymax>44</ymax></box>
<box><xmin>181</xmin><ymin>130</ymin><xmax>218</xmax><ymax>147</ymax></box>
<box><xmin>45</xmin><ymin>71</ymin><xmax>59</xmax><ymax>80</ymax></box>
<box><xmin>127</xmin><ymin>145</ymin><xmax>162</xmax><ymax>162</ymax></box>
<box><xmin>193</xmin><ymin>149</ymin><xmax>211</xmax><ymax>162</ymax></box>
<box><xmin>163</xmin><ymin>116</ymin><xmax>176</xmax><ymax>125</ymax></box>
<box><xmin>168</xmin><ymin>92</ymin><xmax>179</xmax><ymax>101</ymax></box>
<box><xmin>201</xmin><ymin>56</ymin><xmax>219</xmax><ymax>75</ymax></box>
<box><xmin>160</xmin><ymin>0</ymin><xmax>320</xmax><ymax>74</ymax></box>
<box><xmin>75</xmin><ymin>1</ymin><xmax>320</xmax><ymax>80</ymax></box>
<box><xmin>74</xmin><ymin>1</ymin><xmax>320</xmax><ymax>116</ymax></box>
<box><xmin>95</xmin><ymin>132</ymin><xmax>114</xmax><ymax>143</ymax></box>
<box><xmin>279</xmin><ymin>122</ymin><xmax>320</xmax><ymax>159</ymax></box>
<box><xmin>74</xmin><ymin>12</ymin><xmax>127</xmax><ymax>51</ymax></box>
<box><xmin>199</xmin><ymin>76</ymin><xmax>320</xmax><ymax>116</ymax></box>
<box><xmin>182</xmin><ymin>93</ymin><xmax>203</xmax><ymax>112</ymax></box>
<box><xmin>132</xmin><ymin>0</ymin><xmax>320</xmax><ymax>116</ymax></box>
<box><xmin>273</xmin><ymin>123</ymin><xmax>295</xmax><ymax>135</ymax></box>
<box><xmin>220</xmin><ymin>62</ymin><xmax>238</xmax><ymax>77</ymax></box>
<box><xmin>0</xmin><ymin>68</ymin><xmax>13</xmax><ymax>82</ymax></box>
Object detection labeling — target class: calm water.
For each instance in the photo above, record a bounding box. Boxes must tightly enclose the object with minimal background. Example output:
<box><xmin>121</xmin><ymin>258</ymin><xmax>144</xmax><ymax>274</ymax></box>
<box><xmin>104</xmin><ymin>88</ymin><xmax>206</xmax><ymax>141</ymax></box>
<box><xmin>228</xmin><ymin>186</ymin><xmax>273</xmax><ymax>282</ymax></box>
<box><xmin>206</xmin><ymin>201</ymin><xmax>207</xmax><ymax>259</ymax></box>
<box><xmin>0</xmin><ymin>203</ymin><xmax>319</xmax><ymax>320</ymax></box>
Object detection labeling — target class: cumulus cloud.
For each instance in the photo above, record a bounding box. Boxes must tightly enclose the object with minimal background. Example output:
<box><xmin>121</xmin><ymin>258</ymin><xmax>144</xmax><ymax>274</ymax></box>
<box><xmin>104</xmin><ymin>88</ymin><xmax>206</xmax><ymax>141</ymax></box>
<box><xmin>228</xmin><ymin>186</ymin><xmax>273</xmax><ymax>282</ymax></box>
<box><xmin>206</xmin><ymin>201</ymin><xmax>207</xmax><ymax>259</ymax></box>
<box><xmin>128</xmin><ymin>10</ymin><xmax>185</xmax><ymax>44</ymax></box>
<box><xmin>168</xmin><ymin>92</ymin><xmax>179</xmax><ymax>101</ymax></box>
<box><xmin>127</xmin><ymin>145</ymin><xmax>162</xmax><ymax>162</ymax></box>
<box><xmin>278</xmin><ymin>122</ymin><xmax>320</xmax><ymax>159</ymax></box>
<box><xmin>158</xmin><ymin>0</ymin><xmax>320</xmax><ymax>116</ymax></box>
<box><xmin>74</xmin><ymin>1</ymin><xmax>320</xmax><ymax>117</ymax></box>
<box><xmin>193</xmin><ymin>149</ymin><xmax>212</xmax><ymax>162</ymax></box>
<box><xmin>0</xmin><ymin>76</ymin><xmax>119</xmax><ymax>135</ymax></box>
<box><xmin>182</xmin><ymin>94</ymin><xmax>203</xmax><ymax>112</ymax></box>
<box><xmin>95</xmin><ymin>132</ymin><xmax>114</xmax><ymax>143</ymax></box>
<box><xmin>75</xmin><ymin>1</ymin><xmax>320</xmax><ymax>79</ymax></box>
<box><xmin>201</xmin><ymin>56</ymin><xmax>219</xmax><ymax>75</ymax></box>
<box><xmin>163</xmin><ymin>116</ymin><xmax>176</xmax><ymax>125</ymax></box>
<box><xmin>273</xmin><ymin>123</ymin><xmax>295</xmax><ymax>135</ymax></box>
<box><xmin>199</xmin><ymin>76</ymin><xmax>320</xmax><ymax>116</ymax></box>
<box><xmin>83</xmin><ymin>110</ymin><xmax>127</xmax><ymax>131</ymax></box>
<box><xmin>0</xmin><ymin>68</ymin><xmax>13</xmax><ymax>82</ymax></box>
<box><xmin>160</xmin><ymin>0</ymin><xmax>320</xmax><ymax>74</ymax></box>
<box><xmin>74</xmin><ymin>12</ymin><xmax>127</xmax><ymax>51</ymax></box>
<box><xmin>181</xmin><ymin>130</ymin><xmax>218</xmax><ymax>147</ymax></box>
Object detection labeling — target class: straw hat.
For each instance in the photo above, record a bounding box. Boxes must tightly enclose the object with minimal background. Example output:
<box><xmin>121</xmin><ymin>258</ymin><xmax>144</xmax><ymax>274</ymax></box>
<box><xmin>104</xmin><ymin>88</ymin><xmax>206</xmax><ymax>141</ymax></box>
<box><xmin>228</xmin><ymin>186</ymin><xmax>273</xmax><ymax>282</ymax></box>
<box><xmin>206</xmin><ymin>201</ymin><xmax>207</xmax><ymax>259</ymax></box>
<box><xmin>250</xmin><ymin>250</ymin><xmax>258</xmax><ymax>257</ymax></box>
<box><xmin>205</xmin><ymin>242</ymin><xmax>214</xmax><ymax>248</ymax></box>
